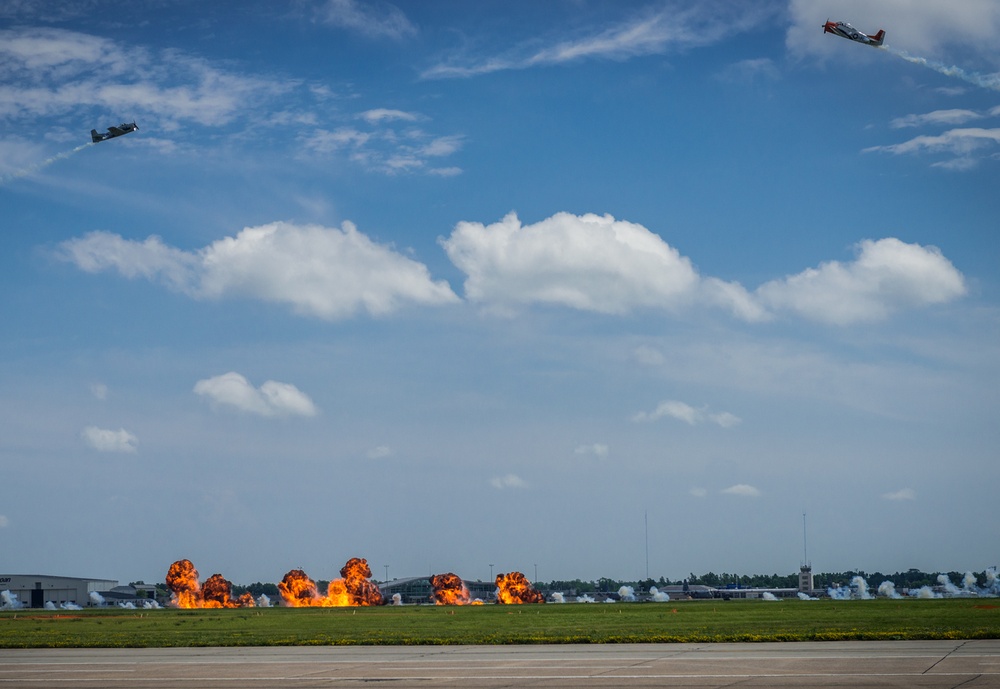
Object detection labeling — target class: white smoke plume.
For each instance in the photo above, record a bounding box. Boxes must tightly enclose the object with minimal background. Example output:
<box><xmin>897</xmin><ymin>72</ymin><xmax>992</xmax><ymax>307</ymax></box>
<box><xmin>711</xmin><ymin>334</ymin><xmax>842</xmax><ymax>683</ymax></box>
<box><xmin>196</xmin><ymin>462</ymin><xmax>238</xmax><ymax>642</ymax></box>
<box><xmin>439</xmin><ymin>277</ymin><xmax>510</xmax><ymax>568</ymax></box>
<box><xmin>884</xmin><ymin>47</ymin><xmax>1000</xmax><ymax>92</ymax></box>
<box><xmin>62</xmin><ymin>602</ymin><xmax>83</xmax><ymax>610</ymax></box>
<box><xmin>44</xmin><ymin>601</ymin><xmax>57</xmax><ymax>610</ymax></box>
<box><xmin>257</xmin><ymin>594</ymin><xmax>272</xmax><ymax>607</ymax></box>
<box><xmin>910</xmin><ymin>586</ymin><xmax>941</xmax><ymax>599</ymax></box>
<box><xmin>649</xmin><ymin>586</ymin><xmax>670</xmax><ymax>602</ymax></box>
<box><xmin>0</xmin><ymin>142</ymin><xmax>93</xmax><ymax>185</ymax></box>
<box><xmin>761</xmin><ymin>592</ymin><xmax>779</xmax><ymax>601</ymax></box>
<box><xmin>1</xmin><ymin>591</ymin><xmax>22</xmax><ymax>609</ymax></box>
<box><xmin>576</xmin><ymin>594</ymin><xmax>595</xmax><ymax>603</ymax></box>
<box><xmin>617</xmin><ymin>586</ymin><xmax>636</xmax><ymax>602</ymax></box>
<box><xmin>797</xmin><ymin>592</ymin><xmax>818</xmax><ymax>601</ymax></box>
<box><xmin>550</xmin><ymin>592</ymin><xmax>566</xmax><ymax>603</ymax></box>
<box><xmin>89</xmin><ymin>591</ymin><xmax>105</xmax><ymax>606</ymax></box>
<box><xmin>391</xmin><ymin>593</ymin><xmax>402</xmax><ymax>606</ymax></box>
<box><xmin>878</xmin><ymin>581</ymin><xmax>902</xmax><ymax>599</ymax></box>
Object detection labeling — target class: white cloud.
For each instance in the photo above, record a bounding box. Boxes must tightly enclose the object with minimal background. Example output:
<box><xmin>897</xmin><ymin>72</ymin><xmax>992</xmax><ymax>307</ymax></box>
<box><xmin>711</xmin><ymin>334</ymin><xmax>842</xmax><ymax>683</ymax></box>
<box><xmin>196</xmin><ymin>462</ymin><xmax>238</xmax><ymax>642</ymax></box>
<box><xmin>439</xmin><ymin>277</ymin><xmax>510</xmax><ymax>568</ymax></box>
<box><xmin>359</xmin><ymin>108</ymin><xmax>419</xmax><ymax>124</ymax></box>
<box><xmin>721</xmin><ymin>484</ymin><xmax>761</xmax><ymax>497</ymax></box>
<box><xmin>787</xmin><ymin>0</ymin><xmax>1000</xmax><ymax>59</ymax></box>
<box><xmin>756</xmin><ymin>238</ymin><xmax>966</xmax><ymax>325</ymax></box>
<box><xmin>367</xmin><ymin>445</ymin><xmax>392</xmax><ymax>459</ymax></box>
<box><xmin>82</xmin><ymin>426</ymin><xmax>138</xmax><ymax>453</ymax></box>
<box><xmin>422</xmin><ymin>2</ymin><xmax>771</xmax><ymax>79</ymax></box>
<box><xmin>194</xmin><ymin>372</ymin><xmax>317</xmax><ymax>418</ymax></box>
<box><xmin>865</xmin><ymin>128</ymin><xmax>1000</xmax><ymax>169</ymax></box>
<box><xmin>0</xmin><ymin>27</ymin><xmax>290</xmax><ymax>125</ymax></box>
<box><xmin>883</xmin><ymin>487</ymin><xmax>917</xmax><ymax>501</ymax></box>
<box><xmin>632</xmin><ymin>400</ymin><xmax>741</xmax><ymax>428</ymax></box>
<box><xmin>574</xmin><ymin>443</ymin><xmax>609</xmax><ymax>458</ymax></box>
<box><xmin>316</xmin><ymin>0</ymin><xmax>416</xmax><ymax>40</ymax></box>
<box><xmin>633</xmin><ymin>345</ymin><xmax>665</xmax><ymax>366</ymax></box>
<box><xmin>689</xmin><ymin>487</ymin><xmax>708</xmax><ymax>498</ymax></box>
<box><xmin>59</xmin><ymin>221</ymin><xmax>458</xmax><ymax>320</ymax></box>
<box><xmin>890</xmin><ymin>109</ymin><xmax>984</xmax><ymax>128</ymax></box>
<box><xmin>490</xmin><ymin>473</ymin><xmax>527</xmax><ymax>489</ymax></box>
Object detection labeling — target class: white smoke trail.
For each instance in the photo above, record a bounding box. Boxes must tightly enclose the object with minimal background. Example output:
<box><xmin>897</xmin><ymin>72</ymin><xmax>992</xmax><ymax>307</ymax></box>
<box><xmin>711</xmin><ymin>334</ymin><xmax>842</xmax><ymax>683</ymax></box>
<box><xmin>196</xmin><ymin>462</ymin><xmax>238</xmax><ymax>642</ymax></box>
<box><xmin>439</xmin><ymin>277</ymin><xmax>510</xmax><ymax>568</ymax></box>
<box><xmin>0</xmin><ymin>142</ymin><xmax>93</xmax><ymax>186</ymax></box>
<box><xmin>884</xmin><ymin>47</ymin><xmax>1000</xmax><ymax>92</ymax></box>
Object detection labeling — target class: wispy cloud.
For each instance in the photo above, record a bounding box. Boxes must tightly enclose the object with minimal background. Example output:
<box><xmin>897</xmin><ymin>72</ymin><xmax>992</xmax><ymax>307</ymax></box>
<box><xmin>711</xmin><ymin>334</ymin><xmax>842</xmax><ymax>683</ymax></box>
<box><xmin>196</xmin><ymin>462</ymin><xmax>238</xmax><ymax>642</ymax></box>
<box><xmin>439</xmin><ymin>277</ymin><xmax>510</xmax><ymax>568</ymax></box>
<box><xmin>58</xmin><ymin>221</ymin><xmax>458</xmax><ymax>321</ymax></box>
<box><xmin>721</xmin><ymin>484</ymin><xmax>761</xmax><ymax>497</ymax></box>
<box><xmin>82</xmin><ymin>426</ymin><xmax>137</xmax><ymax>453</ymax></box>
<box><xmin>490</xmin><ymin>473</ymin><xmax>527</xmax><ymax>490</ymax></box>
<box><xmin>633</xmin><ymin>400</ymin><xmax>741</xmax><ymax>427</ymax></box>
<box><xmin>865</xmin><ymin>127</ymin><xmax>1000</xmax><ymax>170</ymax></box>
<box><xmin>574</xmin><ymin>443</ymin><xmax>609</xmax><ymax>458</ymax></box>
<box><xmin>315</xmin><ymin>0</ymin><xmax>416</xmax><ymax>40</ymax></box>
<box><xmin>422</xmin><ymin>2</ymin><xmax>770</xmax><ymax>79</ymax></box>
<box><xmin>194</xmin><ymin>372</ymin><xmax>318</xmax><ymax>418</ymax></box>
<box><xmin>883</xmin><ymin>487</ymin><xmax>917</xmax><ymax>501</ymax></box>
<box><xmin>890</xmin><ymin>109</ymin><xmax>984</xmax><ymax>128</ymax></box>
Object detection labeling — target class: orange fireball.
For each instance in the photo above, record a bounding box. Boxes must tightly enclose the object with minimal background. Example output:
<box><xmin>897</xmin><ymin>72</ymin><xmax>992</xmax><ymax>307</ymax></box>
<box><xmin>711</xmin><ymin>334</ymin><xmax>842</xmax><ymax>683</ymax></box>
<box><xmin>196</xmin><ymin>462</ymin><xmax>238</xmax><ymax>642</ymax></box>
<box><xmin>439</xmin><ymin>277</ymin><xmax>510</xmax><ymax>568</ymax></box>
<box><xmin>495</xmin><ymin>571</ymin><xmax>545</xmax><ymax>604</ymax></box>
<box><xmin>430</xmin><ymin>573</ymin><xmax>471</xmax><ymax>605</ymax></box>
<box><xmin>166</xmin><ymin>559</ymin><xmax>202</xmax><ymax>608</ymax></box>
<box><xmin>277</xmin><ymin>558</ymin><xmax>383</xmax><ymax>607</ymax></box>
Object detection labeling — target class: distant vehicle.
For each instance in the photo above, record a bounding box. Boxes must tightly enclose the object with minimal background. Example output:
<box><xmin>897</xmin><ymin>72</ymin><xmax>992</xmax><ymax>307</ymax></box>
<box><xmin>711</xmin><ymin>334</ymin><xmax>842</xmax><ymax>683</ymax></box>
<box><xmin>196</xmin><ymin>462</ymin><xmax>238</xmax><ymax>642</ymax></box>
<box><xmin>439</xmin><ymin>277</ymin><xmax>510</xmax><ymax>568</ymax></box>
<box><xmin>823</xmin><ymin>20</ymin><xmax>885</xmax><ymax>47</ymax></box>
<box><xmin>91</xmin><ymin>121</ymin><xmax>138</xmax><ymax>143</ymax></box>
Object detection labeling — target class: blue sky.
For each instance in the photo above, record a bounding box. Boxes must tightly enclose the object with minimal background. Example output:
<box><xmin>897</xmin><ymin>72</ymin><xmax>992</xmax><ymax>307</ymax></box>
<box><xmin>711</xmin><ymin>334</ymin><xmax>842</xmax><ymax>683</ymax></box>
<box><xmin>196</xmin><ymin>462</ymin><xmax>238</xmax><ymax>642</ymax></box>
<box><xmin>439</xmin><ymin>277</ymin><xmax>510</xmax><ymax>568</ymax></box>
<box><xmin>1</xmin><ymin>0</ymin><xmax>998</xmax><ymax>588</ymax></box>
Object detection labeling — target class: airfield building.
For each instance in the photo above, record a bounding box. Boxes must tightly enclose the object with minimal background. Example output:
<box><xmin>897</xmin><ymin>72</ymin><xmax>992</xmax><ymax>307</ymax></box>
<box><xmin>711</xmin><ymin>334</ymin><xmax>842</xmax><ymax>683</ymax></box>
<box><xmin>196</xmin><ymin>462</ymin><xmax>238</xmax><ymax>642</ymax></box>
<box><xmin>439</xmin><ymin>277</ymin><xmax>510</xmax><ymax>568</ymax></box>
<box><xmin>0</xmin><ymin>574</ymin><xmax>118</xmax><ymax>608</ymax></box>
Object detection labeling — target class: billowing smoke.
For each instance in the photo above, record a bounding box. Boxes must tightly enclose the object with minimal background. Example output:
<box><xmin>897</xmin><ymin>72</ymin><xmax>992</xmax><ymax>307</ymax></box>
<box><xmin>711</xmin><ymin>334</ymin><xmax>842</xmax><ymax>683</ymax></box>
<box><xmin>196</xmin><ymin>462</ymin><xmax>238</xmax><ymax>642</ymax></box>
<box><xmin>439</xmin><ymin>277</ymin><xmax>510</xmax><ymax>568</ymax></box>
<box><xmin>391</xmin><ymin>593</ymin><xmax>402</xmax><ymax>606</ymax></box>
<box><xmin>761</xmin><ymin>592</ymin><xmax>779</xmax><ymax>601</ymax></box>
<box><xmin>884</xmin><ymin>47</ymin><xmax>1000</xmax><ymax>92</ymax></box>
<box><xmin>617</xmin><ymin>586</ymin><xmax>636</xmax><ymax>602</ymax></box>
<box><xmin>257</xmin><ymin>594</ymin><xmax>272</xmax><ymax>607</ymax></box>
<box><xmin>576</xmin><ymin>594</ymin><xmax>596</xmax><ymax>603</ymax></box>
<box><xmin>649</xmin><ymin>586</ymin><xmax>670</xmax><ymax>602</ymax></box>
<box><xmin>89</xmin><ymin>591</ymin><xmax>105</xmax><ymax>606</ymax></box>
<box><xmin>797</xmin><ymin>592</ymin><xmax>818</xmax><ymax>600</ymax></box>
<box><xmin>878</xmin><ymin>581</ymin><xmax>902</xmax><ymax>599</ymax></box>
<box><xmin>551</xmin><ymin>592</ymin><xmax>565</xmax><ymax>603</ymax></box>
<box><xmin>1</xmin><ymin>591</ymin><xmax>23</xmax><ymax>609</ymax></box>
<box><xmin>911</xmin><ymin>585</ymin><xmax>940</xmax><ymax>599</ymax></box>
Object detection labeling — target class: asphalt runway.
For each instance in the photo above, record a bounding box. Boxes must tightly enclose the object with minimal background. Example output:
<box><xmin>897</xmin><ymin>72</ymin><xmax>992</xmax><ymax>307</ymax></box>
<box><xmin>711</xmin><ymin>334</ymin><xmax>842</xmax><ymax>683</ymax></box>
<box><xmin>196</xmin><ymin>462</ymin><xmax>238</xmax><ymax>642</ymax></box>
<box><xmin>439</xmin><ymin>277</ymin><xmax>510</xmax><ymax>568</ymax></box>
<box><xmin>1</xmin><ymin>640</ymin><xmax>999</xmax><ymax>688</ymax></box>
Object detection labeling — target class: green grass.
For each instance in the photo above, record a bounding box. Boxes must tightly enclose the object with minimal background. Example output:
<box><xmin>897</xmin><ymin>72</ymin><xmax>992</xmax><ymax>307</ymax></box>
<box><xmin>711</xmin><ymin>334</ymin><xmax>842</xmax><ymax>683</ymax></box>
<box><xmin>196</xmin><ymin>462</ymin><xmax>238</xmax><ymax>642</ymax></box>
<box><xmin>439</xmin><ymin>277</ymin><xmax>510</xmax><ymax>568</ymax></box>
<box><xmin>1</xmin><ymin>599</ymin><xmax>997</xmax><ymax>648</ymax></box>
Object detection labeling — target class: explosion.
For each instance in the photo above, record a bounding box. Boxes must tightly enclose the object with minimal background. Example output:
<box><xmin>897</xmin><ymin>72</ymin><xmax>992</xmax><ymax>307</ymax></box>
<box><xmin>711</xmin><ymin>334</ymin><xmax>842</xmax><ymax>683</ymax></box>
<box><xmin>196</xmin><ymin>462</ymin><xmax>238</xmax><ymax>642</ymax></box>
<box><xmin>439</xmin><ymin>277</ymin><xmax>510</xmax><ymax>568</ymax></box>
<box><xmin>166</xmin><ymin>560</ymin><xmax>255</xmax><ymax>609</ymax></box>
<box><xmin>430</xmin><ymin>572</ymin><xmax>472</xmax><ymax>605</ymax></box>
<box><xmin>277</xmin><ymin>558</ymin><xmax>383</xmax><ymax>607</ymax></box>
<box><xmin>495</xmin><ymin>571</ymin><xmax>545</xmax><ymax>604</ymax></box>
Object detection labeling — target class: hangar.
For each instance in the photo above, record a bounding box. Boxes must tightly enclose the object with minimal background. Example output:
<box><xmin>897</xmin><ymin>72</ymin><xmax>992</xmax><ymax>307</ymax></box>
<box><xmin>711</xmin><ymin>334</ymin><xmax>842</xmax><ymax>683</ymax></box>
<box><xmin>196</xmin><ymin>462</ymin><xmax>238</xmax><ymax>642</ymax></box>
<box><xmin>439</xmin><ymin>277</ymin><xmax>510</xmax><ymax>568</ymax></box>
<box><xmin>0</xmin><ymin>574</ymin><xmax>118</xmax><ymax>608</ymax></box>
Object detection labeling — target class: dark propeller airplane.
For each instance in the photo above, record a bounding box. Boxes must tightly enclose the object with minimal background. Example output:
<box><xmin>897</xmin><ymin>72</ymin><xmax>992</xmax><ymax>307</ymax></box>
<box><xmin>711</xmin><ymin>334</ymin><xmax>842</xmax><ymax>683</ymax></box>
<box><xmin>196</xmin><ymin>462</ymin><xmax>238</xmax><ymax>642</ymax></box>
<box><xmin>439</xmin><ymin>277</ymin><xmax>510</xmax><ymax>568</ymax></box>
<box><xmin>91</xmin><ymin>121</ymin><xmax>138</xmax><ymax>143</ymax></box>
<box><xmin>823</xmin><ymin>20</ymin><xmax>885</xmax><ymax>47</ymax></box>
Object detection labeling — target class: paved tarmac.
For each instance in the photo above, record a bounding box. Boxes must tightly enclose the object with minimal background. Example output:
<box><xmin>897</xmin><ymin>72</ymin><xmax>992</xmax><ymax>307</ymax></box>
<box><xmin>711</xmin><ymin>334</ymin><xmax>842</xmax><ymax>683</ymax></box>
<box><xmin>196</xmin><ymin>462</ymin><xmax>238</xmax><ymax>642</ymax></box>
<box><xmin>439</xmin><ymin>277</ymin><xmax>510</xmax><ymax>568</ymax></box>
<box><xmin>1</xmin><ymin>640</ymin><xmax>999</xmax><ymax>688</ymax></box>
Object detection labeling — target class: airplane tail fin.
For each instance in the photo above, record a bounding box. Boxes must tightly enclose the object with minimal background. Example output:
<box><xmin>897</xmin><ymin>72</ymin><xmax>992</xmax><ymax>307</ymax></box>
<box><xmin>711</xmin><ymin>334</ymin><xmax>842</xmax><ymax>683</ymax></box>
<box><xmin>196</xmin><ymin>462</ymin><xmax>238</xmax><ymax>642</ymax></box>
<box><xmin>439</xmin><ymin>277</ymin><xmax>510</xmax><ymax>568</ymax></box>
<box><xmin>871</xmin><ymin>29</ymin><xmax>885</xmax><ymax>46</ymax></box>
<box><xmin>90</xmin><ymin>129</ymin><xmax>101</xmax><ymax>142</ymax></box>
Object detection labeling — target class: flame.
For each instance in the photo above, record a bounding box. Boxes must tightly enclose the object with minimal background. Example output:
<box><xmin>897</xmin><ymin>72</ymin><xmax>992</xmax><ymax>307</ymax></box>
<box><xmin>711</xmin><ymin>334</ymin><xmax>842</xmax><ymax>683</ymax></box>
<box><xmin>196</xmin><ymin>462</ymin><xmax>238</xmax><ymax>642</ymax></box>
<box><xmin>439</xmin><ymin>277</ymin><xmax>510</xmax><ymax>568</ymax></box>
<box><xmin>495</xmin><ymin>571</ymin><xmax>545</xmax><ymax>604</ymax></box>
<box><xmin>166</xmin><ymin>559</ymin><xmax>202</xmax><ymax>608</ymax></box>
<box><xmin>430</xmin><ymin>572</ymin><xmax>471</xmax><ymax>605</ymax></box>
<box><xmin>166</xmin><ymin>559</ymin><xmax>254</xmax><ymax>608</ymax></box>
<box><xmin>277</xmin><ymin>558</ymin><xmax>383</xmax><ymax>607</ymax></box>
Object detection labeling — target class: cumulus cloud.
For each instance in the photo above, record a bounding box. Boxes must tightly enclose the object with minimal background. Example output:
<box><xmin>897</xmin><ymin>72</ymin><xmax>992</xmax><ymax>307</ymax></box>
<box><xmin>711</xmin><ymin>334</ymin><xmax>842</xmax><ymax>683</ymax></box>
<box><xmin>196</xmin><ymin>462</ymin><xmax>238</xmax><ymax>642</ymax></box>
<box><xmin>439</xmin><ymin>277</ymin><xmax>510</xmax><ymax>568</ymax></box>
<box><xmin>721</xmin><ymin>484</ymin><xmax>761</xmax><ymax>497</ymax></box>
<box><xmin>755</xmin><ymin>238</ymin><xmax>967</xmax><ymax>324</ymax></box>
<box><xmin>441</xmin><ymin>211</ymin><xmax>756</xmax><ymax>318</ymax></box>
<box><xmin>632</xmin><ymin>400</ymin><xmax>741</xmax><ymax>427</ymax></box>
<box><xmin>883</xmin><ymin>487</ymin><xmax>917</xmax><ymax>501</ymax></box>
<box><xmin>82</xmin><ymin>426</ymin><xmax>138</xmax><ymax>453</ymax></box>
<box><xmin>574</xmin><ymin>443</ymin><xmax>609</xmax><ymax>458</ymax></box>
<box><xmin>422</xmin><ymin>2</ymin><xmax>771</xmax><ymax>78</ymax></box>
<box><xmin>58</xmin><ymin>221</ymin><xmax>458</xmax><ymax>320</ymax></box>
<box><xmin>316</xmin><ymin>0</ymin><xmax>416</xmax><ymax>40</ymax></box>
<box><xmin>490</xmin><ymin>473</ymin><xmax>527</xmax><ymax>489</ymax></box>
<box><xmin>194</xmin><ymin>372</ymin><xmax>317</xmax><ymax>417</ymax></box>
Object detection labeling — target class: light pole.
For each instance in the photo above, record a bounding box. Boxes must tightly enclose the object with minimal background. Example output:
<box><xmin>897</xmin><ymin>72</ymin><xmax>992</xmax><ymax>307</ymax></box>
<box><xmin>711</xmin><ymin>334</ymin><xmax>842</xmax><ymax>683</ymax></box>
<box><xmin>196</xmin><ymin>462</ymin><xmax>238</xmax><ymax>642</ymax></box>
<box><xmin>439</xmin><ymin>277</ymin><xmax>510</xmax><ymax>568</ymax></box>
<box><xmin>534</xmin><ymin>563</ymin><xmax>538</xmax><ymax>583</ymax></box>
<box><xmin>384</xmin><ymin>565</ymin><xmax>389</xmax><ymax>583</ymax></box>
<box><xmin>489</xmin><ymin>563</ymin><xmax>494</xmax><ymax>581</ymax></box>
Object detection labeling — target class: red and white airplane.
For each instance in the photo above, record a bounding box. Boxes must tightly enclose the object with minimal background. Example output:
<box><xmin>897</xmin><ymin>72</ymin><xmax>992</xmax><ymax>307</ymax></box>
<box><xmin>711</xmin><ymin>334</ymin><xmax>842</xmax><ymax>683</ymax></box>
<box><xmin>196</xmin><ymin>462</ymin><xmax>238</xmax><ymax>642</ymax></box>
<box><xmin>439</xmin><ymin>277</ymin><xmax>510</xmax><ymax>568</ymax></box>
<box><xmin>823</xmin><ymin>20</ymin><xmax>885</xmax><ymax>47</ymax></box>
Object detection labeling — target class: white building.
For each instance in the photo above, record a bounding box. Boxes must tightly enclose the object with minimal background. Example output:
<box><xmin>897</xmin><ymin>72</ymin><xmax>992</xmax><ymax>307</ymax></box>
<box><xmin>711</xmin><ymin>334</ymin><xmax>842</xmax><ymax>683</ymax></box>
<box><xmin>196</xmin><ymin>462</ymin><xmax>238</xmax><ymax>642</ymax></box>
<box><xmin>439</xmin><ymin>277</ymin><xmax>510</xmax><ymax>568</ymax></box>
<box><xmin>0</xmin><ymin>574</ymin><xmax>118</xmax><ymax>608</ymax></box>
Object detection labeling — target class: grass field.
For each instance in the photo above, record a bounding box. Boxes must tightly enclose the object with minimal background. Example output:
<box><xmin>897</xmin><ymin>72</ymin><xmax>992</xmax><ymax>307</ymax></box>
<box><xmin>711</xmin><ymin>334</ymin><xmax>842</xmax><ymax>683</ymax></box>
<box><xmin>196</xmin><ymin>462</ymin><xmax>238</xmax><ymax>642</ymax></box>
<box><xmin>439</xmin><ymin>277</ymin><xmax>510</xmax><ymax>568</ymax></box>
<box><xmin>1</xmin><ymin>599</ymin><xmax>998</xmax><ymax>648</ymax></box>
